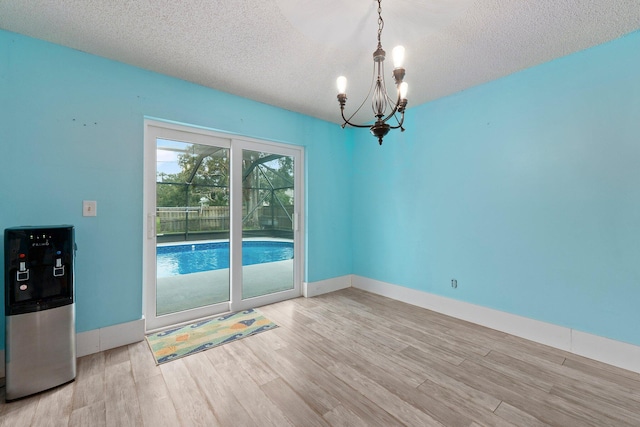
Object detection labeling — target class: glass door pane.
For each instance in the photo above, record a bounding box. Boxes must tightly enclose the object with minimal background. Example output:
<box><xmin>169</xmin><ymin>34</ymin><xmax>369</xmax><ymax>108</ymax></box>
<box><xmin>241</xmin><ymin>149</ymin><xmax>295</xmax><ymax>299</ymax></box>
<box><xmin>156</xmin><ymin>139</ymin><xmax>230</xmax><ymax>316</ymax></box>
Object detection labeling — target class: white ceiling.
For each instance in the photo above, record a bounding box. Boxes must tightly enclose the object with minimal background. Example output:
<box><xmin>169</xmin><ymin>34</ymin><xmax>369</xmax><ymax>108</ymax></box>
<box><xmin>1</xmin><ymin>0</ymin><xmax>640</xmax><ymax>124</ymax></box>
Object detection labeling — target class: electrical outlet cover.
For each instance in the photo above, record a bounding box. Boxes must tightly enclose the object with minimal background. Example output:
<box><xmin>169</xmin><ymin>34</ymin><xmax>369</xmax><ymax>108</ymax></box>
<box><xmin>83</xmin><ymin>200</ymin><xmax>97</xmax><ymax>217</ymax></box>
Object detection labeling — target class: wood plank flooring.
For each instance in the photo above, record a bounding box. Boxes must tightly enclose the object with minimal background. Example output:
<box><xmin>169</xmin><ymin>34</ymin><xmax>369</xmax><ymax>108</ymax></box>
<box><xmin>2</xmin><ymin>288</ymin><xmax>640</xmax><ymax>426</ymax></box>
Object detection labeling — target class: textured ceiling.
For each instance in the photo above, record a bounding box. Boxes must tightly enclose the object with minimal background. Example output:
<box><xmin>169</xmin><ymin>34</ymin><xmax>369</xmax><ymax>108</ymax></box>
<box><xmin>1</xmin><ymin>0</ymin><xmax>640</xmax><ymax>124</ymax></box>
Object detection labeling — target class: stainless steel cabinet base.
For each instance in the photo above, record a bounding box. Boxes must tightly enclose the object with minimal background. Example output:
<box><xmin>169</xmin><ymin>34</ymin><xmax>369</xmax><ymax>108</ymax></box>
<box><xmin>5</xmin><ymin>304</ymin><xmax>76</xmax><ymax>401</ymax></box>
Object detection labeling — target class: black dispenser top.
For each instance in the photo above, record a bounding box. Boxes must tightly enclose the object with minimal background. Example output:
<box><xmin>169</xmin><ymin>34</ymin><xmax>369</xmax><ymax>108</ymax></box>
<box><xmin>4</xmin><ymin>225</ymin><xmax>75</xmax><ymax>315</ymax></box>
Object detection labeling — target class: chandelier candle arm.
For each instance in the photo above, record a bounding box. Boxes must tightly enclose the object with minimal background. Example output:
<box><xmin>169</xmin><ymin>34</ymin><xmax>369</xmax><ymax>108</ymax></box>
<box><xmin>335</xmin><ymin>0</ymin><xmax>409</xmax><ymax>145</ymax></box>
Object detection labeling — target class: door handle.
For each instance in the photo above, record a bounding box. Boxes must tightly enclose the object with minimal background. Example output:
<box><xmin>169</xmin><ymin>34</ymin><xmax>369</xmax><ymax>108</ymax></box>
<box><xmin>147</xmin><ymin>214</ymin><xmax>156</xmax><ymax>239</ymax></box>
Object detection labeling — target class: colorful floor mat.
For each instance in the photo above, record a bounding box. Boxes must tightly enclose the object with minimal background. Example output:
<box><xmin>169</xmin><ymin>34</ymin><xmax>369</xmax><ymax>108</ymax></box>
<box><xmin>146</xmin><ymin>309</ymin><xmax>278</xmax><ymax>364</ymax></box>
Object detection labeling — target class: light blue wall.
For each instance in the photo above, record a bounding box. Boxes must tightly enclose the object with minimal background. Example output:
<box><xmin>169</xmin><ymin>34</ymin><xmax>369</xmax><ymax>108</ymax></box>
<box><xmin>352</xmin><ymin>30</ymin><xmax>640</xmax><ymax>346</ymax></box>
<box><xmin>3</xmin><ymin>27</ymin><xmax>639</xmax><ymax>352</ymax></box>
<box><xmin>0</xmin><ymin>30</ymin><xmax>353</xmax><ymax>346</ymax></box>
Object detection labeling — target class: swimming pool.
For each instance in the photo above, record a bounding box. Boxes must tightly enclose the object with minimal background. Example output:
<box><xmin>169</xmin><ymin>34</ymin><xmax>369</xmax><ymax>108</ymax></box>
<box><xmin>156</xmin><ymin>240</ymin><xmax>293</xmax><ymax>277</ymax></box>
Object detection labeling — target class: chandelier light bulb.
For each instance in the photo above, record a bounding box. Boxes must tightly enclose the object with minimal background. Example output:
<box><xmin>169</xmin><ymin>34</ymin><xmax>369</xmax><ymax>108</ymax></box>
<box><xmin>337</xmin><ymin>76</ymin><xmax>347</xmax><ymax>95</ymax></box>
<box><xmin>392</xmin><ymin>45</ymin><xmax>405</xmax><ymax>68</ymax></box>
<box><xmin>400</xmin><ymin>82</ymin><xmax>408</xmax><ymax>99</ymax></box>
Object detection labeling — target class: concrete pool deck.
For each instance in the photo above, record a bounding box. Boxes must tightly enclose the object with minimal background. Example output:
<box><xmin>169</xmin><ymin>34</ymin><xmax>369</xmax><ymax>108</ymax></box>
<box><xmin>156</xmin><ymin>259</ymin><xmax>294</xmax><ymax>315</ymax></box>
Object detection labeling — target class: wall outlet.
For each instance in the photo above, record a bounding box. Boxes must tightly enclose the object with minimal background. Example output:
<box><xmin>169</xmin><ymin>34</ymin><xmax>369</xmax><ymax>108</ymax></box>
<box><xmin>451</xmin><ymin>279</ymin><xmax>458</xmax><ymax>289</ymax></box>
<box><xmin>83</xmin><ymin>200</ymin><xmax>97</xmax><ymax>217</ymax></box>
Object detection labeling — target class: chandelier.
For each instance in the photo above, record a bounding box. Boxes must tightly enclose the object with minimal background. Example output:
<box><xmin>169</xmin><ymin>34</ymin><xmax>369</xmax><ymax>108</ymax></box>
<box><xmin>336</xmin><ymin>0</ymin><xmax>408</xmax><ymax>145</ymax></box>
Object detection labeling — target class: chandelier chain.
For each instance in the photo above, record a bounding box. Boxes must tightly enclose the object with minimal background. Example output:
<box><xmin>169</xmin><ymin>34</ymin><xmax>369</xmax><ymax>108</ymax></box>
<box><xmin>377</xmin><ymin>0</ymin><xmax>384</xmax><ymax>46</ymax></box>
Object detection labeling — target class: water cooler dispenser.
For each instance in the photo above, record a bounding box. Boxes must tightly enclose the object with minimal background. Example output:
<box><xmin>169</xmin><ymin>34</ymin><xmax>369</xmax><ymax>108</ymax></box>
<box><xmin>4</xmin><ymin>225</ymin><xmax>76</xmax><ymax>401</ymax></box>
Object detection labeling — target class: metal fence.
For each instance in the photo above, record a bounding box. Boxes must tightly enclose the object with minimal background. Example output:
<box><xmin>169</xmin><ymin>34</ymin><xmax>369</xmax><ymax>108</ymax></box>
<box><xmin>157</xmin><ymin>205</ymin><xmax>293</xmax><ymax>235</ymax></box>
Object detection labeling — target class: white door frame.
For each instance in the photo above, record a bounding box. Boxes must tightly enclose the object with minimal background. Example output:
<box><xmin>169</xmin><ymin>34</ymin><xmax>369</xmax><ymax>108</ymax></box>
<box><xmin>143</xmin><ymin>119</ymin><xmax>304</xmax><ymax>331</ymax></box>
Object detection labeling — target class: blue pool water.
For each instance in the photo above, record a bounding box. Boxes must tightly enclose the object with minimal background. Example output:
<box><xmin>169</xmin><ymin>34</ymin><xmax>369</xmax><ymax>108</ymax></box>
<box><xmin>157</xmin><ymin>241</ymin><xmax>293</xmax><ymax>277</ymax></box>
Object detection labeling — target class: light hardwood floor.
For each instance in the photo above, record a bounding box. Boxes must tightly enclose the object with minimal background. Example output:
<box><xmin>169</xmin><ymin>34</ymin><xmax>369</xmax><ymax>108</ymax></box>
<box><xmin>2</xmin><ymin>288</ymin><xmax>640</xmax><ymax>426</ymax></box>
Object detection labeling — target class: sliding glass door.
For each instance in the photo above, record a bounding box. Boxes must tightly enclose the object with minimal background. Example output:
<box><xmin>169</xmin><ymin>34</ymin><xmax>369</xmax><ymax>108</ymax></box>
<box><xmin>144</xmin><ymin>121</ymin><xmax>303</xmax><ymax>331</ymax></box>
<box><xmin>230</xmin><ymin>141</ymin><xmax>300</xmax><ymax>312</ymax></box>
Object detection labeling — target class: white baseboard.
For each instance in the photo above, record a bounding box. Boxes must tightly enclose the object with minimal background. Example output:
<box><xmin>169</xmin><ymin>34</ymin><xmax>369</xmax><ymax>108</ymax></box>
<box><xmin>352</xmin><ymin>275</ymin><xmax>640</xmax><ymax>374</ymax></box>
<box><xmin>571</xmin><ymin>330</ymin><xmax>640</xmax><ymax>374</ymax></box>
<box><xmin>303</xmin><ymin>274</ymin><xmax>352</xmax><ymax>297</ymax></box>
<box><xmin>77</xmin><ymin>318</ymin><xmax>146</xmax><ymax>357</ymax></box>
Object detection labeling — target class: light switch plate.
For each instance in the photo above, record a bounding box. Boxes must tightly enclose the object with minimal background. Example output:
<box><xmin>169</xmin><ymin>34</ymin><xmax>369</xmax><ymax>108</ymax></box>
<box><xmin>83</xmin><ymin>200</ymin><xmax>97</xmax><ymax>217</ymax></box>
